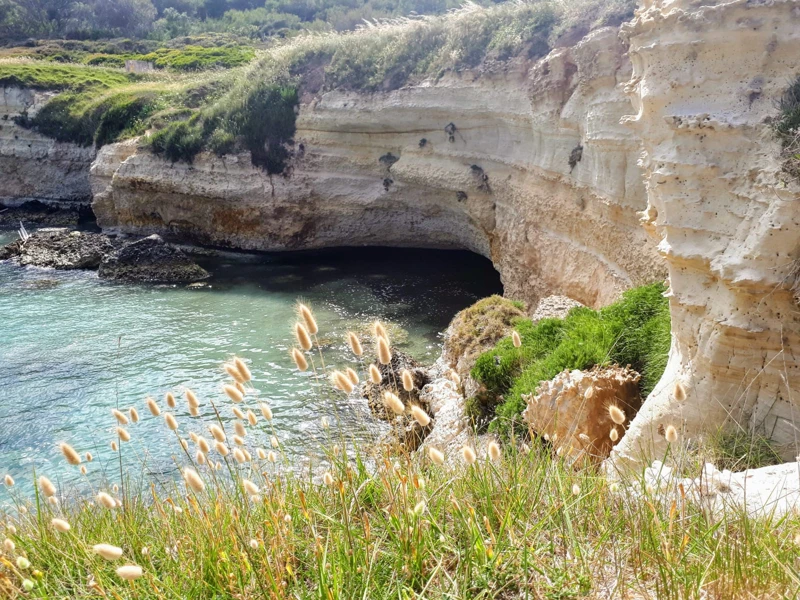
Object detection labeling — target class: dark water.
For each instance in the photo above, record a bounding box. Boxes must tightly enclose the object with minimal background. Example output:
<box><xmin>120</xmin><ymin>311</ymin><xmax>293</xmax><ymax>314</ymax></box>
<box><xmin>0</xmin><ymin>234</ymin><xmax>501</xmax><ymax>498</ymax></box>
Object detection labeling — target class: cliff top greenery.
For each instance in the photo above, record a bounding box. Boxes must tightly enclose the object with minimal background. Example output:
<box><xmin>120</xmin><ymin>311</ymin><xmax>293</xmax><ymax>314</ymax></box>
<box><xmin>1</xmin><ymin>0</ymin><xmax>637</xmax><ymax>172</ymax></box>
<box><xmin>469</xmin><ymin>283</ymin><xmax>671</xmax><ymax>436</ymax></box>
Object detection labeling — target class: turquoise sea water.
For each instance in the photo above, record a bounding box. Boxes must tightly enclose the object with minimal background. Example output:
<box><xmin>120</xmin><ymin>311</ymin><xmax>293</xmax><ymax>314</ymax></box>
<box><xmin>0</xmin><ymin>231</ymin><xmax>501</xmax><ymax>498</ymax></box>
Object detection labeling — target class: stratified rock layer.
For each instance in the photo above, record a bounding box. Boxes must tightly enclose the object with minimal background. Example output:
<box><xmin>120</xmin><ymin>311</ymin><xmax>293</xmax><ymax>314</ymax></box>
<box><xmin>0</xmin><ymin>87</ymin><xmax>95</xmax><ymax>205</ymax></box>
<box><xmin>611</xmin><ymin>0</ymin><xmax>800</xmax><ymax>467</ymax></box>
<box><xmin>90</xmin><ymin>27</ymin><xmax>664</xmax><ymax>310</ymax></box>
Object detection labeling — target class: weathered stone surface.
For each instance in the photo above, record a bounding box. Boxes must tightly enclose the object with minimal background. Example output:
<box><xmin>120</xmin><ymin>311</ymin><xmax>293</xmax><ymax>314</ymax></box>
<box><xmin>531</xmin><ymin>295</ymin><xmax>584</xmax><ymax>322</ymax></box>
<box><xmin>90</xmin><ymin>26</ymin><xmax>664</xmax><ymax>311</ymax></box>
<box><xmin>98</xmin><ymin>234</ymin><xmax>209</xmax><ymax>283</ymax></box>
<box><xmin>0</xmin><ymin>87</ymin><xmax>95</xmax><ymax>205</ymax></box>
<box><xmin>1</xmin><ymin>229</ymin><xmax>113</xmax><ymax>269</ymax></box>
<box><xmin>523</xmin><ymin>366</ymin><xmax>642</xmax><ymax>463</ymax></box>
<box><xmin>0</xmin><ymin>200</ymin><xmax>82</xmax><ymax>227</ymax></box>
<box><xmin>610</xmin><ymin>0</ymin><xmax>800</xmax><ymax>468</ymax></box>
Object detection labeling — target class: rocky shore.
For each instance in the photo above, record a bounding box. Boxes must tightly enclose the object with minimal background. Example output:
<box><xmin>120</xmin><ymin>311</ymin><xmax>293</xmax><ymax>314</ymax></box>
<box><xmin>0</xmin><ymin>229</ymin><xmax>209</xmax><ymax>283</ymax></box>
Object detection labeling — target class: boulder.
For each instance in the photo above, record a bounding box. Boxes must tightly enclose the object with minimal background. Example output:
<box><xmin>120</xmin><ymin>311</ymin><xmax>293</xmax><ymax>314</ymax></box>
<box><xmin>98</xmin><ymin>234</ymin><xmax>209</xmax><ymax>283</ymax></box>
<box><xmin>0</xmin><ymin>228</ymin><xmax>113</xmax><ymax>269</ymax></box>
<box><xmin>362</xmin><ymin>349</ymin><xmax>431</xmax><ymax>450</ymax></box>
<box><xmin>522</xmin><ymin>365</ymin><xmax>643</xmax><ymax>464</ymax></box>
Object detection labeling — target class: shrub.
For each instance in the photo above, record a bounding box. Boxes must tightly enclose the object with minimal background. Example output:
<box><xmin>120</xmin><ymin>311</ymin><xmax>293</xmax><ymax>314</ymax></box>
<box><xmin>775</xmin><ymin>75</ymin><xmax>800</xmax><ymax>179</ymax></box>
<box><xmin>472</xmin><ymin>283</ymin><xmax>671</xmax><ymax>436</ymax></box>
<box><xmin>149</xmin><ymin>119</ymin><xmax>205</xmax><ymax>163</ymax></box>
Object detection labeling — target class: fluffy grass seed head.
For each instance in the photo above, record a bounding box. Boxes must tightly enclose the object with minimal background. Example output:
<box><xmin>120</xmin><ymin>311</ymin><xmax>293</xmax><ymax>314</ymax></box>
<box><xmin>333</xmin><ymin>370</ymin><xmax>355</xmax><ymax>393</ymax></box>
<box><xmin>572</xmin><ymin>483</ymin><xmax>581</xmax><ymax>496</ymax></box>
<box><xmin>512</xmin><ymin>330</ymin><xmax>522</xmax><ymax>348</ymax></box>
<box><xmin>233</xmin><ymin>435</ymin><xmax>245</xmax><ymax>446</ymax></box>
<box><xmin>294</xmin><ymin>322</ymin><xmax>313</xmax><ymax>351</ymax></box>
<box><xmin>271</xmin><ymin>435</ymin><xmax>279</xmax><ymax>448</ymax></box>
<box><xmin>665</xmin><ymin>424</ymin><xmax>679</xmax><ymax>443</ymax></box>
<box><xmin>116</xmin><ymin>427</ymin><xmax>131</xmax><ymax>442</ymax></box>
<box><xmin>411</xmin><ymin>405</ymin><xmax>430</xmax><ymax>427</ymax></box>
<box><xmin>291</xmin><ymin>348</ymin><xmax>309</xmax><ymax>371</ymax></box>
<box><xmin>97</xmin><ymin>492</ymin><xmax>116</xmax><ymax>509</ymax></box>
<box><xmin>373</xmin><ymin>321</ymin><xmax>388</xmax><ymax>341</ymax></box>
<box><xmin>257</xmin><ymin>448</ymin><xmax>267</xmax><ymax>459</ymax></box>
<box><xmin>39</xmin><ymin>476</ymin><xmax>56</xmax><ymax>497</ymax></box>
<box><xmin>112</xmin><ymin>409</ymin><xmax>129</xmax><ymax>425</ymax></box>
<box><xmin>233</xmin><ymin>357</ymin><xmax>252</xmax><ymax>382</ymax></box>
<box><xmin>347</xmin><ymin>332</ymin><xmax>363</xmax><ymax>356</ymax></box>
<box><xmin>298</xmin><ymin>303</ymin><xmax>318</xmax><ymax>335</ymax></box>
<box><xmin>183</xmin><ymin>468</ymin><xmax>205</xmax><ymax>493</ymax></box>
<box><xmin>93</xmin><ymin>543</ymin><xmax>123</xmax><ymax>560</ymax></box>
<box><xmin>225</xmin><ymin>363</ymin><xmax>246</xmax><ymax>384</ymax></box>
<box><xmin>146</xmin><ymin>397</ymin><xmax>160</xmax><ymax>416</ymax></box>
<box><xmin>164</xmin><ymin>413</ymin><xmax>178</xmax><ymax>431</ymax></box>
<box><xmin>247</xmin><ymin>410</ymin><xmax>258</xmax><ymax>426</ymax></box>
<box><xmin>4</xmin><ymin>538</ymin><xmax>15</xmax><ymax>552</ymax></box>
<box><xmin>198</xmin><ymin>436</ymin><xmax>210</xmax><ymax>453</ymax></box>
<box><xmin>165</xmin><ymin>392</ymin><xmax>176</xmax><ymax>408</ymax></box>
<box><xmin>4</xmin><ymin>474</ymin><xmax>14</xmax><ymax>487</ymax></box>
<box><xmin>369</xmin><ymin>364</ymin><xmax>382</xmax><ymax>384</ymax></box>
<box><xmin>249</xmin><ymin>538</ymin><xmax>259</xmax><ymax>549</ymax></box>
<box><xmin>51</xmin><ymin>518</ymin><xmax>70</xmax><ymax>533</ymax></box>
<box><xmin>234</xmin><ymin>421</ymin><xmax>246</xmax><ymax>437</ymax></box>
<box><xmin>428</xmin><ymin>447</ymin><xmax>445</xmax><ymax>465</ymax></box>
<box><xmin>224</xmin><ymin>385</ymin><xmax>244</xmax><ymax>404</ymax></box>
<box><xmin>243</xmin><ymin>479</ymin><xmax>259</xmax><ymax>495</ymax></box>
<box><xmin>673</xmin><ymin>381</ymin><xmax>687</xmax><ymax>402</ymax></box>
<box><xmin>110</xmin><ymin>441</ymin><xmax>118</xmax><ymax>451</ymax></box>
<box><xmin>215</xmin><ymin>441</ymin><xmax>229</xmax><ymax>456</ymax></box>
<box><xmin>323</xmin><ymin>472</ymin><xmax>334</xmax><ymax>486</ymax></box>
<box><xmin>85</xmin><ymin>452</ymin><xmax>93</xmax><ymax>462</ymax></box>
<box><xmin>260</xmin><ymin>403</ymin><xmax>273</xmax><ymax>420</ymax></box>
<box><xmin>346</xmin><ymin>367</ymin><xmax>359</xmax><ymax>385</ymax></box>
<box><xmin>609</xmin><ymin>427</ymin><xmax>619</xmax><ymax>442</ymax></box>
<box><xmin>59</xmin><ymin>442</ymin><xmax>81</xmax><ymax>466</ymax></box>
<box><xmin>585</xmin><ymin>386</ymin><xmax>595</xmax><ymax>400</ymax></box>
<box><xmin>233</xmin><ymin>406</ymin><xmax>245</xmax><ymax>419</ymax></box>
<box><xmin>401</xmin><ymin>369</ymin><xmax>414</xmax><ymax>391</ymax></box>
<box><xmin>185</xmin><ymin>389</ymin><xmax>199</xmax><ymax>409</ymax></box>
<box><xmin>377</xmin><ymin>336</ymin><xmax>392</xmax><ymax>365</ymax></box>
<box><xmin>461</xmin><ymin>445</ymin><xmax>477</xmax><ymax>466</ymax></box>
<box><xmin>116</xmin><ymin>565</ymin><xmax>143</xmax><ymax>581</ymax></box>
<box><xmin>129</xmin><ymin>407</ymin><xmax>139</xmax><ymax>423</ymax></box>
<box><xmin>196</xmin><ymin>450</ymin><xmax>206</xmax><ymax>465</ymax></box>
<box><xmin>608</xmin><ymin>405</ymin><xmax>626</xmax><ymax>425</ymax></box>
<box><xmin>209</xmin><ymin>424</ymin><xmax>226</xmax><ymax>442</ymax></box>
<box><xmin>488</xmin><ymin>441</ymin><xmax>501</xmax><ymax>461</ymax></box>
<box><xmin>267</xmin><ymin>451</ymin><xmax>277</xmax><ymax>463</ymax></box>
<box><xmin>384</xmin><ymin>391</ymin><xmax>405</xmax><ymax>415</ymax></box>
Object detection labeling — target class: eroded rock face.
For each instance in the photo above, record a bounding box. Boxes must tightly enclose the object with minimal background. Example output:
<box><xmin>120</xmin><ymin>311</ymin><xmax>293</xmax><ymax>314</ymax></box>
<box><xmin>90</xmin><ymin>26</ymin><xmax>664</xmax><ymax>310</ymax></box>
<box><xmin>0</xmin><ymin>87</ymin><xmax>95</xmax><ymax>205</ymax></box>
<box><xmin>611</xmin><ymin>0</ymin><xmax>800</xmax><ymax>468</ymax></box>
<box><xmin>1</xmin><ymin>229</ymin><xmax>113</xmax><ymax>269</ymax></box>
<box><xmin>523</xmin><ymin>366</ymin><xmax>642</xmax><ymax>463</ymax></box>
<box><xmin>98</xmin><ymin>234</ymin><xmax>209</xmax><ymax>283</ymax></box>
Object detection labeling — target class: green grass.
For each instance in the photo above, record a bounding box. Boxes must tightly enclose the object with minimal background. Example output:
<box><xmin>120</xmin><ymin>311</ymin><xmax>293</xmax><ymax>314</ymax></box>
<box><xmin>1</xmin><ymin>298</ymin><xmax>797</xmax><ymax>599</ymax></box>
<box><xmin>471</xmin><ymin>283</ymin><xmax>671</xmax><ymax>436</ymax></box>
<box><xmin>0</xmin><ymin>61</ymin><xmax>133</xmax><ymax>91</ymax></box>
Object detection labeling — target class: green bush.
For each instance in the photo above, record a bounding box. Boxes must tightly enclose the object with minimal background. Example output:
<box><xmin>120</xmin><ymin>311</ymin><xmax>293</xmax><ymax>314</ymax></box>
<box><xmin>775</xmin><ymin>75</ymin><xmax>800</xmax><ymax>179</ymax></box>
<box><xmin>149</xmin><ymin>119</ymin><xmax>205</xmax><ymax>163</ymax></box>
<box><xmin>0</xmin><ymin>62</ymin><xmax>132</xmax><ymax>91</ymax></box>
<box><xmin>472</xmin><ymin>283</ymin><xmax>671</xmax><ymax>436</ymax></box>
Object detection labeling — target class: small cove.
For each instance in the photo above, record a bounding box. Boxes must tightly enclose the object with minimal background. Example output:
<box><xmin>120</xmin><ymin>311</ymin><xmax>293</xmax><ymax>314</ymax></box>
<box><xmin>0</xmin><ymin>231</ymin><xmax>501</xmax><ymax>497</ymax></box>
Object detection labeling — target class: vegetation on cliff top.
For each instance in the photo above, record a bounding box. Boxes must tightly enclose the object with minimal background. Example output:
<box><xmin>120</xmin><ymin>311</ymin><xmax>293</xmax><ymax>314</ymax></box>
<box><xmin>776</xmin><ymin>75</ymin><xmax>800</xmax><ymax>180</ymax></box>
<box><xmin>0</xmin><ymin>0</ymin><xmax>636</xmax><ymax>172</ymax></box>
<box><xmin>470</xmin><ymin>283</ymin><xmax>671</xmax><ymax>436</ymax></box>
<box><xmin>1</xmin><ymin>302</ymin><xmax>798</xmax><ymax>599</ymax></box>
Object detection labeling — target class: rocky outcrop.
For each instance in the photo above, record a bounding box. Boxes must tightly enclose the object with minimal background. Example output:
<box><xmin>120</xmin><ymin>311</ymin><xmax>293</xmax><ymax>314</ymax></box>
<box><xmin>523</xmin><ymin>366</ymin><xmax>642</xmax><ymax>463</ymax></box>
<box><xmin>610</xmin><ymin>0</ymin><xmax>800</xmax><ymax>468</ymax></box>
<box><xmin>98</xmin><ymin>234</ymin><xmax>209</xmax><ymax>283</ymax></box>
<box><xmin>0</xmin><ymin>87</ymin><xmax>95</xmax><ymax>205</ymax></box>
<box><xmin>1</xmin><ymin>229</ymin><xmax>112</xmax><ymax>269</ymax></box>
<box><xmin>89</xmin><ymin>26</ymin><xmax>664</xmax><ymax>311</ymax></box>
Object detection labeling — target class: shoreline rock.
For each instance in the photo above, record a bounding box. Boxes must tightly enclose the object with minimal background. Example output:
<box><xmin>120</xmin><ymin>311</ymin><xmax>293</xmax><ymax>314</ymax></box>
<box><xmin>98</xmin><ymin>234</ymin><xmax>210</xmax><ymax>284</ymax></box>
<box><xmin>0</xmin><ymin>228</ymin><xmax>113</xmax><ymax>269</ymax></box>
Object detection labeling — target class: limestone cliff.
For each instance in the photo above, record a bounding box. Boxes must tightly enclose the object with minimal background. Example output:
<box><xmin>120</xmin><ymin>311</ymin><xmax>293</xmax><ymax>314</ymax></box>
<box><xmin>90</xmin><ymin>27</ymin><xmax>663</xmax><ymax>310</ymax></box>
<box><xmin>0</xmin><ymin>86</ymin><xmax>95</xmax><ymax>205</ymax></box>
<box><xmin>610</xmin><ymin>0</ymin><xmax>800</xmax><ymax>467</ymax></box>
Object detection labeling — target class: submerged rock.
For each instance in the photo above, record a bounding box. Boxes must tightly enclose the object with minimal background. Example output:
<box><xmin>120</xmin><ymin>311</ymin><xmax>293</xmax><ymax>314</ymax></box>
<box><xmin>0</xmin><ymin>229</ymin><xmax>113</xmax><ymax>269</ymax></box>
<box><xmin>98</xmin><ymin>234</ymin><xmax>209</xmax><ymax>283</ymax></box>
<box><xmin>522</xmin><ymin>365</ymin><xmax>643</xmax><ymax>464</ymax></box>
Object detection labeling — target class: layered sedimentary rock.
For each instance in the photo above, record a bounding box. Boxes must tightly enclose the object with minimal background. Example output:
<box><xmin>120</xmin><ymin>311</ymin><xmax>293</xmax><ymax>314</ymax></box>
<box><xmin>0</xmin><ymin>87</ymin><xmax>95</xmax><ymax>205</ymax></box>
<box><xmin>90</xmin><ymin>27</ymin><xmax>663</xmax><ymax>310</ymax></box>
<box><xmin>610</xmin><ymin>0</ymin><xmax>800</xmax><ymax>467</ymax></box>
